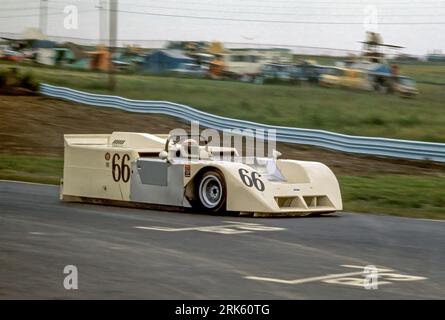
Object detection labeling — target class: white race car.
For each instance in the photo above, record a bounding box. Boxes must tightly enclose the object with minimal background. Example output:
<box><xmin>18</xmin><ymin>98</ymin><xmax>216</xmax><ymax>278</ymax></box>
<box><xmin>60</xmin><ymin>132</ymin><xmax>342</xmax><ymax>216</ymax></box>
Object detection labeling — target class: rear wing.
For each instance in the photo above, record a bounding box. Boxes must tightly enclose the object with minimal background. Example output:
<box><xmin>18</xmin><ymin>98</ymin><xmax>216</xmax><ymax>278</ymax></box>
<box><xmin>64</xmin><ymin>134</ymin><xmax>110</xmax><ymax>146</ymax></box>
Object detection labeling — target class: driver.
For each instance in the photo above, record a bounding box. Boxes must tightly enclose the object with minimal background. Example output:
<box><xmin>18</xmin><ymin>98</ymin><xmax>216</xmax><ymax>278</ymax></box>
<box><xmin>180</xmin><ymin>139</ymin><xmax>200</xmax><ymax>159</ymax></box>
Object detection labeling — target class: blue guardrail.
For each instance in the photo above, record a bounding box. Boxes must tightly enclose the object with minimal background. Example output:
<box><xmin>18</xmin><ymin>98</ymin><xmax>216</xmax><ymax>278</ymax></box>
<box><xmin>40</xmin><ymin>84</ymin><xmax>445</xmax><ymax>163</ymax></box>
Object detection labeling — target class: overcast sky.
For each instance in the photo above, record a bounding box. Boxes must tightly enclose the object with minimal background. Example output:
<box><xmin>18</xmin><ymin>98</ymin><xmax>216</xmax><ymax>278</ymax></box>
<box><xmin>1</xmin><ymin>0</ymin><xmax>444</xmax><ymax>55</ymax></box>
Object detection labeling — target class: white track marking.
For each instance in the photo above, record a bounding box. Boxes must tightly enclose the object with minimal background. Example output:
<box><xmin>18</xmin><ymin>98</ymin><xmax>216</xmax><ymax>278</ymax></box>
<box><xmin>246</xmin><ymin>272</ymin><xmax>365</xmax><ymax>285</ymax></box>
<box><xmin>135</xmin><ymin>225</ymin><xmax>250</xmax><ymax>234</ymax></box>
<box><xmin>246</xmin><ymin>265</ymin><xmax>427</xmax><ymax>287</ymax></box>
<box><xmin>376</xmin><ymin>273</ymin><xmax>427</xmax><ymax>281</ymax></box>
<box><xmin>416</xmin><ymin>219</ymin><xmax>445</xmax><ymax>223</ymax></box>
<box><xmin>246</xmin><ymin>268</ymin><xmax>392</xmax><ymax>285</ymax></box>
<box><xmin>340</xmin><ymin>264</ymin><xmax>391</xmax><ymax>270</ymax></box>
<box><xmin>134</xmin><ymin>221</ymin><xmax>285</xmax><ymax>234</ymax></box>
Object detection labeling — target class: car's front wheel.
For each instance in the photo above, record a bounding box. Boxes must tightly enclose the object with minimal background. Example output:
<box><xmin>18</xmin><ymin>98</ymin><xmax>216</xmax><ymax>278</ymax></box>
<box><xmin>197</xmin><ymin>170</ymin><xmax>226</xmax><ymax>213</ymax></box>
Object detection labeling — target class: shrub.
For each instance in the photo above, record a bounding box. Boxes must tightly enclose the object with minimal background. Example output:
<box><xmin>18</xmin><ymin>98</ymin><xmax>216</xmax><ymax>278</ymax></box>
<box><xmin>0</xmin><ymin>70</ymin><xmax>6</xmax><ymax>87</ymax></box>
<box><xmin>20</xmin><ymin>72</ymin><xmax>40</xmax><ymax>92</ymax></box>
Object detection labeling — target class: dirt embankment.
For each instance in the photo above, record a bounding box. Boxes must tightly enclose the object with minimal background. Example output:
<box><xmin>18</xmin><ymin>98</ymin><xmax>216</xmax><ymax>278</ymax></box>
<box><xmin>1</xmin><ymin>95</ymin><xmax>444</xmax><ymax>176</ymax></box>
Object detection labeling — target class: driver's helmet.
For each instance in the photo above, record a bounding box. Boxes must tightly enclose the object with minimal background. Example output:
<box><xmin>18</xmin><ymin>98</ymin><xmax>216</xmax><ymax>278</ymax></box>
<box><xmin>180</xmin><ymin>139</ymin><xmax>200</xmax><ymax>158</ymax></box>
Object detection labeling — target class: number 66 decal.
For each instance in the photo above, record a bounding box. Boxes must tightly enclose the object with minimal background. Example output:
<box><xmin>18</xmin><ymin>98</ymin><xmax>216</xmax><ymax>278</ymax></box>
<box><xmin>238</xmin><ymin>168</ymin><xmax>265</xmax><ymax>191</ymax></box>
<box><xmin>112</xmin><ymin>153</ymin><xmax>130</xmax><ymax>183</ymax></box>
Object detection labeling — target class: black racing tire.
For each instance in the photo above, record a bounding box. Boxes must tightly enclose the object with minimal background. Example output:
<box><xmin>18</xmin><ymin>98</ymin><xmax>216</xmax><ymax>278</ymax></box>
<box><xmin>196</xmin><ymin>169</ymin><xmax>227</xmax><ymax>213</ymax></box>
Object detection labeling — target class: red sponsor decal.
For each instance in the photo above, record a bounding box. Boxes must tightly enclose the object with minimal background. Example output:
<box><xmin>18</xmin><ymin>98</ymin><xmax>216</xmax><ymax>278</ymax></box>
<box><xmin>184</xmin><ymin>164</ymin><xmax>191</xmax><ymax>177</ymax></box>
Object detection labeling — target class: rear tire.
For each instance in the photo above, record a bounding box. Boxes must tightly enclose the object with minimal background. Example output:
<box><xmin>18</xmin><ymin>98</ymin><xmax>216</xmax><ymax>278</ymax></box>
<box><xmin>196</xmin><ymin>170</ymin><xmax>227</xmax><ymax>213</ymax></box>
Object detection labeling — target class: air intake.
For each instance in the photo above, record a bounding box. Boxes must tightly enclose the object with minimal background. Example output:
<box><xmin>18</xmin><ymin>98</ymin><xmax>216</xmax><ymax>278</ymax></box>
<box><xmin>303</xmin><ymin>196</ymin><xmax>333</xmax><ymax>208</ymax></box>
<box><xmin>275</xmin><ymin>196</ymin><xmax>306</xmax><ymax>209</ymax></box>
<box><xmin>112</xmin><ymin>139</ymin><xmax>126</xmax><ymax>146</ymax></box>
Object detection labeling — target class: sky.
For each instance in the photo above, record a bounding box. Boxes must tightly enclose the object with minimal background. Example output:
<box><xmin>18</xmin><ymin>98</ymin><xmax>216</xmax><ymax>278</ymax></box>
<box><xmin>0</xmin><ymin>0</ymin><xmax>444</xmax><ymax>55</ymax></box>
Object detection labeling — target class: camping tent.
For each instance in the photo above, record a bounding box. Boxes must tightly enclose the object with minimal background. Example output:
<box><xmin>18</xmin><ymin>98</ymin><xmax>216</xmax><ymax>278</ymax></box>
<box><xmin>143</xmin><ymin>50</ymin><xmax>195</xmax><ymax>73</ymax></box>
<box><xmin>54</xmin><ymin>42</ymin><xmax>90</xmax><ymax>68</ymax></box>
<box><xmin>366</xmin><ymin>63</ymin><xmax>392</xmax><ymax>76</ymax></box>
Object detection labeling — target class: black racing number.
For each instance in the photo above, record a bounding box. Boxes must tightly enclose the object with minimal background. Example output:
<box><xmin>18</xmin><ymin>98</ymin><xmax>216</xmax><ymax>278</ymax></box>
<box><xmin>239</xmin><ymin>168</ymin><xmax>253</xmax><ymax>187</ymax></box>
<box><xmin>121</xmin><ymin>154</ymin><xmax>130</xmax><ymax>182</ymax></box>
<box><xmin>252</xmin><ymin>171</ymin><xmax>265</xmax><ymax>191</ymax></box>
<box><xmin>112</xmin><ymin>154</ymin><xmax>121</xmax><ymax>182</ymax></box>
<box><xmin>112</xmin><ymin>153</ymin><xmax>130</xmax><ymax>183</ymax></box>
<box><xmin>238</xmin><ymin>169</ymin><xmax>265</xmax><ymax>191</ymax></box>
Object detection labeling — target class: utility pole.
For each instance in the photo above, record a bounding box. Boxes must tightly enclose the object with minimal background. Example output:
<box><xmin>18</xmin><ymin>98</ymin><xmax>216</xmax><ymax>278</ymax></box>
<box><xmin>39</xmin><ymin>0</ymin><xmax>48</xmax><ymax>35</ymax></box>
<box><xmin>97</xmin><ymin>0</ymin><xmax>108</xmax><ymax>45</ymax></box>
<box><xmin>108</xmin><ymin>0</ymin><xmax>118</xmax><ymax>91</ymax></box>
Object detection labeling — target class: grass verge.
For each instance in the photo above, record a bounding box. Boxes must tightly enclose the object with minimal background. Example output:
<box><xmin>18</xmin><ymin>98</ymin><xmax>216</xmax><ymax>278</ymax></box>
<box><xmin>1</xmin><ymin>154</ymin><xmax>443</xmax><ymax>219</ymax></box>
<box><xmin>0</xmin><ymin>154</ymin><xmax>63</xmax><ymax>185</ymax></box>
<box><xmin>339</xmin><ymin>175</ymin><xmax>445</xmax><ymax>220</ymax></box>
<box><xmin>1</xmin><ymin>62</ymin><xmax>445</xmax><ymax>142</ymax></box>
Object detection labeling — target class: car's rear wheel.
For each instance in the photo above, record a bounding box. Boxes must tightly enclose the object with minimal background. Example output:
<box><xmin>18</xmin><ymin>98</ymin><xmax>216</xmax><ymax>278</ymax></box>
<box><xmin>197</xmin><ymin>170</ymin><xmax>226</xmax><ymax>213</ymax></box>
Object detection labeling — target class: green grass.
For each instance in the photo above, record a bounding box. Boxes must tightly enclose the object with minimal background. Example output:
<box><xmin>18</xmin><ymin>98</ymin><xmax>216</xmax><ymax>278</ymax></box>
<box><xmin>1</xmin><ymin>61</ymin><xmax>445</xmax><ymax>142</ymax></box>
<box><xmin>0</xmin><ymin>154</ymin><xmax>63</xmax><ymax>185</ymax></box>
<box><xmin>339</xmin><ymin>175</ymin><xmax>445</xmax><ymax>219</ymax></box>
<box><xmin>400</xmin><ymin>63</ymin><xmax>445</xmax><ymax>85</ymax></box>
<box><xmin>0</xmin><ymin>154</ymin><xmax>443</xmax><ymax>219</ymax></box>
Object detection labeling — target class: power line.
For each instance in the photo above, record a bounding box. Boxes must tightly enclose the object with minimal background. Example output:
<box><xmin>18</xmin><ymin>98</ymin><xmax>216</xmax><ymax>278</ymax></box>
<box><xmin>0</xmin><ymin>7</ymin><xmax>42</xmax><ymax>11</ymax></box>
<box><xmin>2</xmin><ymin>5</ymin><xmax>444</xmax><ymax>24</ymax></box>
<box><xmin>0</xmin><ymin>4</ymin><xmax>82</xmax><ymax>11</ymax></box>
<box><xmin>1</xmin><ymin>0</ymin><xmax>444</xmax><ymax>7</ymax></box>
<box><xmin>230</xmin><ymin>0</ymin><xmax>445</xmax><ymax>3</ymax></box>
<box><xmin>118</xmin><ymin>0</ymin><xmax>445</xmax><ymax>7</ymax></box>
<box><xmin>2</xmin><ymin>0</ymin><xmax>445</xmax><ymax>16</ymax></box>
<box><xmin>117</xmin><ymin>3</ymin><xmax>445</xmax><ymax>17</ymax></box>
<box><xmin>113</xmin><ymin>9</ymin><xmax>445</xmax><ymax>24</ymax></box>
<box><xmin>0</xmin><ymin>0</ymin><xmax>72</xmax><ymax>3</ymax></box>
<box><xmin>115</xmin><ymin>0</ymin><xmax>445</xmax><ymax>10</ymax></box>
<box><xmin>182</xmin><ymin>0</ymin><xmax>443</xmax><ymax>3</ymax></box>
<box><xmin>3</xmin><ymin>7</ymin><xmax>443</xmax><ymax>24</ymax></box>
<box><xmin>2</xmin><ymin>3</ymin><xmax>444</xmax><ymax>16</ymax></box>
<box><xmin>5</xmin><ymin>0</ymin><xmax>442</xmax><ymax>10</ymax></box>
<box><xmin>0</xmin><ymin>9</ymin><xmax>97</xmax><ymax>19</ymax></box>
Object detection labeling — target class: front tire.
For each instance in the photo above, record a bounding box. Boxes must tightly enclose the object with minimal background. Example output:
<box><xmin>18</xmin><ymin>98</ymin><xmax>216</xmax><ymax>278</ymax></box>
<box><xmin>196</xmin><ymin>170</ymin><xmax>227</xmax><ymax>213</ymax></box>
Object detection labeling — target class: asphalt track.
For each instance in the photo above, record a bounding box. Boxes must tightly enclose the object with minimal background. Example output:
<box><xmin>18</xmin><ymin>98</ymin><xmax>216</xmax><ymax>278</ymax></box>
<box><xmin>0</xmin><ymin>181</ymin><xmax>444</xmax><ymax>299</ymax></box>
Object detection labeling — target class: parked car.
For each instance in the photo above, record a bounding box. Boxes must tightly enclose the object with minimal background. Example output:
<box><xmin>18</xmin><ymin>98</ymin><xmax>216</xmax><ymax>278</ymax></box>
<box><xmin>297</xmin><ymin>62</ymin><xmax>327</xmax><ymax>83</ymax></box>
<box><xmin>259</xmin><ymin>63</ymin><xmax>307</xmax><ymax>84</ymax></box>
<box><xmin>319</xmin><ymin>67</ymin><xmax>373</xmax><ymax>91</ymax></box>
<box><xmin>171</xmin><ymin>63</ymin><xmax>207</xmax><ymax>77</ymax></box>
<box><xmin>217</xmin><ymin>52</ymin><xmax>263</xmax><ymax>76</ymax></box>
<box><xmin>261</xmin><ymin>63</ymin><xmax>292</xmax><ymax>80</ymax></box>
<box><xmin>0</xmin><ymin>45</ymin><xmax>9</xmax><ymax>58</ymax></box>
<box><xmin>0</xmin><ymin>49</ymin><xmax>24</xmax><ymax>62</ymax></box>
<box><xmin>394</xmin><ymin>76</ymin><xmax>418</xmax><ymax>98</ymax></box>
<box><xmin>112</xmin><ymin>60</ymin><xmax>132</xmax><ymax>71</ymax></box>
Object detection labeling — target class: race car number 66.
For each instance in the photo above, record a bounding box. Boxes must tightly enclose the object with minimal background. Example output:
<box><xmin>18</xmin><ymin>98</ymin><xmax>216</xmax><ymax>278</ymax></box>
<box><xmin>238</xmin><ymin>168</ymin><xmax>265</xmax><ymax>191</ymax></box>
<box><xmin>112</xmin><ymin>153</ymin><xmax>130</xmax><ymax>183</ymax></box>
